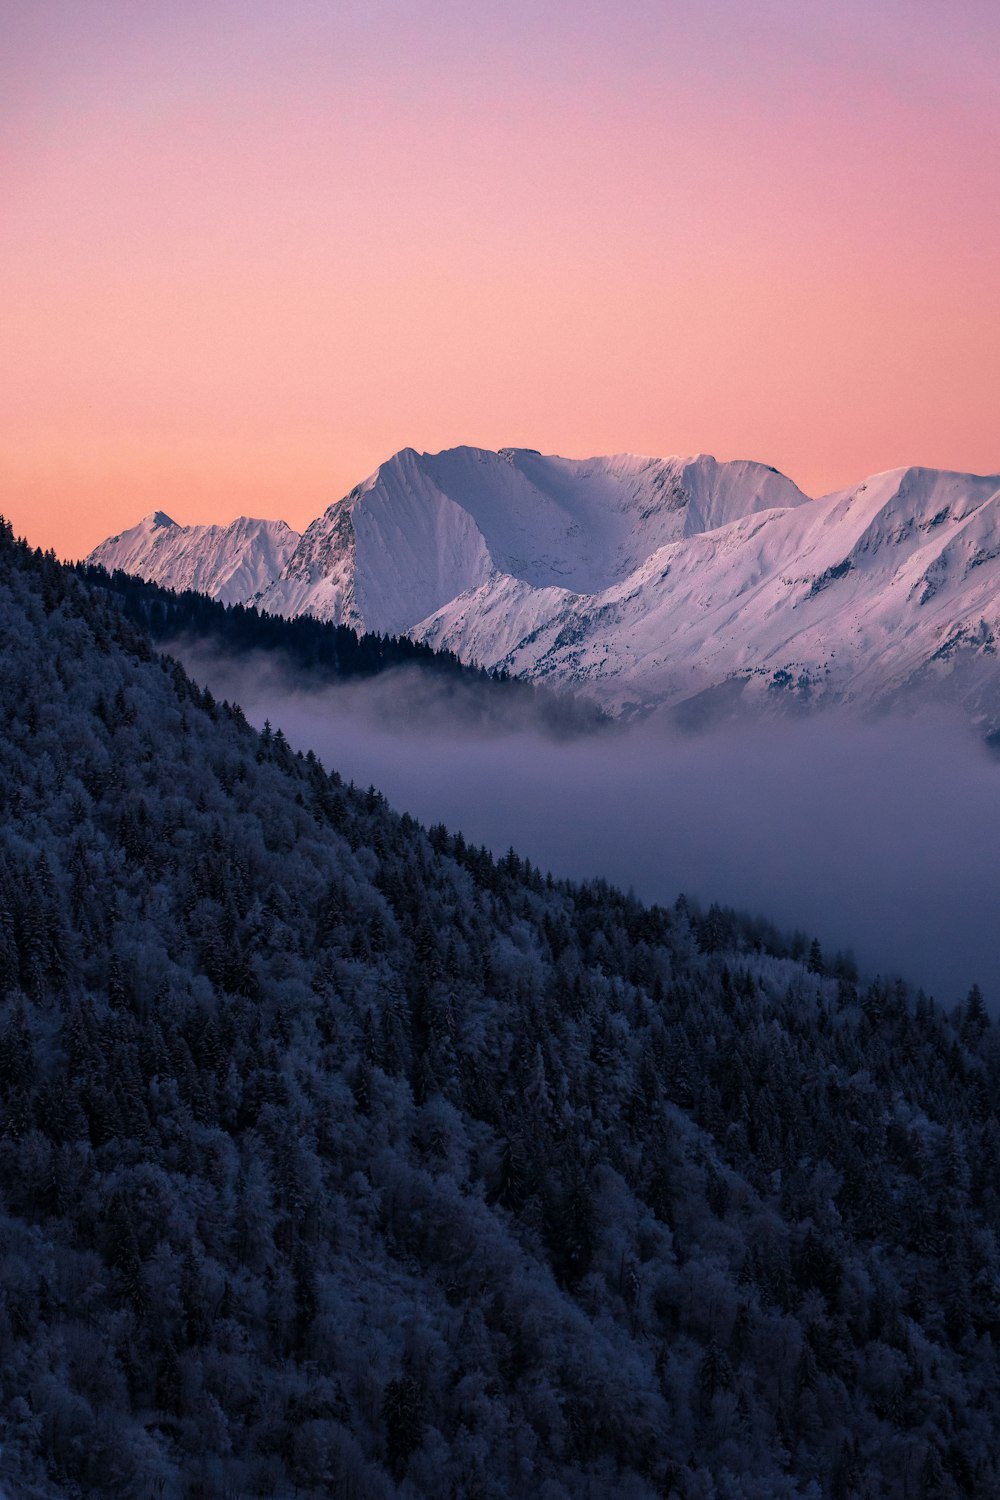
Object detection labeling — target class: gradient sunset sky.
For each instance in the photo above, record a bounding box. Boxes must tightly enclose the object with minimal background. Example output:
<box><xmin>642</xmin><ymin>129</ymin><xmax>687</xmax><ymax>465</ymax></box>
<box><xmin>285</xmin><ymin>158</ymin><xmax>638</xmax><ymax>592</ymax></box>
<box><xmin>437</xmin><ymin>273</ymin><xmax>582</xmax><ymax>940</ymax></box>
<box><xmin>3</xmin><ymin>0</ymin><xmax>999</xmax><ymax>558</ymax></box>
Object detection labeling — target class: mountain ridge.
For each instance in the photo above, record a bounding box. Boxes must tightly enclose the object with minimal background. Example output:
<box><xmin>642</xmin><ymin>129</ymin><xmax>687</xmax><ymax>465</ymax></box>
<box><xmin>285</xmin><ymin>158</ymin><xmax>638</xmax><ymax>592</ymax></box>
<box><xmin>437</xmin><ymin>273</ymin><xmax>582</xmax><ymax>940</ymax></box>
<box><xmin>88</xmin><ymin>445</ymin><xmax>1000</xmax><ymax>726</ymax></box>
<box><xmin>91</xmin><ymin>511</ymin><xmax>301</xmax><ymax>607</ymax></box>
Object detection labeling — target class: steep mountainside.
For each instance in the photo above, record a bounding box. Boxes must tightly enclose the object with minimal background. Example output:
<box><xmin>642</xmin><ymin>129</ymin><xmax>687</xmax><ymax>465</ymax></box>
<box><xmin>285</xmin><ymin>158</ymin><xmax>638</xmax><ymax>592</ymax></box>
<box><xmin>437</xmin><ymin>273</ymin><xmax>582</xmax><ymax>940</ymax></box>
<box><xmin>88</xmin><ymin>512</ymin><xmax>301</xmax><ymax>606</ymax></box>
<box><xmin>253</xmin><ymin>447</ymin><xmax>807</xmax><ymax>636</ymax></box>
<box><xmin>88</xmin><ymin>447</ymin><xmax>1000</xmax><ymax>726</ymax></box>
<box><xmin>417</xmin><ymin>463</ymin><xmax>1000</xmax><ymax>720</ymax></box>
<box><xmin>4</xmin><ymin>528</ymin><xmax>1000</xmax><ymax>1499</ymax></box>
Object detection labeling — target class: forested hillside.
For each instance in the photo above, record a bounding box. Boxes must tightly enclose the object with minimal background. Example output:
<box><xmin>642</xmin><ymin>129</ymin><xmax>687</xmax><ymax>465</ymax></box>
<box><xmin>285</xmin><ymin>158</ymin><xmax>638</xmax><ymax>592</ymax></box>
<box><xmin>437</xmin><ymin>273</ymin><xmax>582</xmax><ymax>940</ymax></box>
<box><xmin>2</xmin><ymin>525</ymin><xmax>1000</xmax><ymax>1498</ymax></box>
<box><xmin>77</xmin><ymin>563</ymin><xmax>607</xmax><ymax>736</ymax></box>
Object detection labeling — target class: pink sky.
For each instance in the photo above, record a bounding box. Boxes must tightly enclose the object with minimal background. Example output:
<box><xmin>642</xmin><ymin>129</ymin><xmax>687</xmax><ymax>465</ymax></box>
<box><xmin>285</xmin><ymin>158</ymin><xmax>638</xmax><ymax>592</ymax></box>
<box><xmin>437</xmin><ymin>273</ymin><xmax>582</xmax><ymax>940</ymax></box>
<box><xmin>3</xmin><ymin>0</ymin><xmax>999</xmax><ymax>558</ymax></box>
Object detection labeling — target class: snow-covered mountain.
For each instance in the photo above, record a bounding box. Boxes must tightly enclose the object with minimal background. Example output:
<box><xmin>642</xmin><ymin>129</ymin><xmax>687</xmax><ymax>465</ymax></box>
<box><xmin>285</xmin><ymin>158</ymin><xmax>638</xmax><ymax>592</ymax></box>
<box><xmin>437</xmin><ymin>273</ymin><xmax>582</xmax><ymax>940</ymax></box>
<box><xmin>88</xmin><ymin>447</ymin><xmax>1000</xmax><ymax>725</ymax></box>
<box><xmin>415</xmin><ymin>461</ymin><xmax>1000</xmax><ymax>721</ymax></box>
<box><xmin>88</xmin><ymin>511</ymin><xmax>301</xmax><ymax>606</ymax></box>
<box><xmin>253</xmin><ymin>447</ymin><xmax>807</xmax><ymax>635</ymax></box>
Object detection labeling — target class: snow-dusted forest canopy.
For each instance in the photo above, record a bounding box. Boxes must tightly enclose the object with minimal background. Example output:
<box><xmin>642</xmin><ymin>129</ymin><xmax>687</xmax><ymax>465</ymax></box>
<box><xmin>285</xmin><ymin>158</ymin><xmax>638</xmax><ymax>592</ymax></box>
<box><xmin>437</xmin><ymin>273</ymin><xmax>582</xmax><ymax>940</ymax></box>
<box><xmin>1</xmin><ymin>524</ymin><xmax>1000</xmax><ymax>1498</ymax></box>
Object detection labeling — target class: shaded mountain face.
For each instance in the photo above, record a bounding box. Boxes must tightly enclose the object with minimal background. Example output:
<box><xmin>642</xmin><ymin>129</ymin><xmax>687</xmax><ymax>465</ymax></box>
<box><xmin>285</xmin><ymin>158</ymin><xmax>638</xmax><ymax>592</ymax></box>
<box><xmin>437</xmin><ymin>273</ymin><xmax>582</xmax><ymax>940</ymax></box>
<box><xmin>4</xmin><ymin>527</ymin><xmax>1000</xmax><ymax>1498</ymax></box>
<box><xmin>88</xmin><ymin>447</ymin><xmax>1000</xmax><ymax>727</ymax></box>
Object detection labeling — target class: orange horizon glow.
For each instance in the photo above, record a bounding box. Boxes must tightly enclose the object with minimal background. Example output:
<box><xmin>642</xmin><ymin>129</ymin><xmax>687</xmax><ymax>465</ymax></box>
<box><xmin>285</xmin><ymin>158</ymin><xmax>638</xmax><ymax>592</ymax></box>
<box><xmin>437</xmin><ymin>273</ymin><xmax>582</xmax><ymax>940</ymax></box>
<box><xmin>3</xmin><ymin>1</ymin><xmax>999</xmax><ymax>558</ymax></box>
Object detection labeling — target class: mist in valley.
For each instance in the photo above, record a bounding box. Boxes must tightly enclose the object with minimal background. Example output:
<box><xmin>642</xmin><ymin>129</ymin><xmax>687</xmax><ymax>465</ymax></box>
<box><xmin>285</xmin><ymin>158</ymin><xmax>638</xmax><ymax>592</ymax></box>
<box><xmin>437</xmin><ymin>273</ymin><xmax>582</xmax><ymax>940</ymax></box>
<box><xmin>176</xmin><ymin>643</ymin><xmax>1000</xmax><ymax>1010</ymax></box>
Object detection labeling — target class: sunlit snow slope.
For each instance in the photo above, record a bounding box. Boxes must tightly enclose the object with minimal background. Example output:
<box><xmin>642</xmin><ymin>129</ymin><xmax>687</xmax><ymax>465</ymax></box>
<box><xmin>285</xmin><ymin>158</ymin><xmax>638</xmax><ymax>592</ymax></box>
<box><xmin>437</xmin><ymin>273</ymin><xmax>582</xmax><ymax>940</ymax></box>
<box><xmin>89</xmin><ymin>512</ymin><xmax>301</xmax><ymax>606</ymax></box>
<box><xmin>88</xmin><ymin>447</ymin><xmax>1000</xmax><ymax>725</ymax></box>
<box><xmin>249</xmin><ymin>446</ymin><xmax>805</xmax><ymax>637</ymax></box>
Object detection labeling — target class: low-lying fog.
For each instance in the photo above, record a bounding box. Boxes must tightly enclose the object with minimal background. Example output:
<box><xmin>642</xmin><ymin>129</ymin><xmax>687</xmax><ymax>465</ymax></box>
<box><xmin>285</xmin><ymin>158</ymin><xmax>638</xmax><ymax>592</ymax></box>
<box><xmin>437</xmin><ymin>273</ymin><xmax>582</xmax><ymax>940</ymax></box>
<box><xmin>177</xmin><ymin>646</ymin><xmax>1000</xmax><ymax>1010</ymax></box>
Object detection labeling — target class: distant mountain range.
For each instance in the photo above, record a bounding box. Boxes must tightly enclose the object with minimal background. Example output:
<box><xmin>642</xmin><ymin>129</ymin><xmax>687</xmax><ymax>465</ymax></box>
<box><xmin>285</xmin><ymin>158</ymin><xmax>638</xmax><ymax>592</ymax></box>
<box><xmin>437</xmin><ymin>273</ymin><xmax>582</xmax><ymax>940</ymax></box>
<box><xmin>89</xmin><ymin>446</ymin><xmax>1000</xmax><ymax>726</ymax></box>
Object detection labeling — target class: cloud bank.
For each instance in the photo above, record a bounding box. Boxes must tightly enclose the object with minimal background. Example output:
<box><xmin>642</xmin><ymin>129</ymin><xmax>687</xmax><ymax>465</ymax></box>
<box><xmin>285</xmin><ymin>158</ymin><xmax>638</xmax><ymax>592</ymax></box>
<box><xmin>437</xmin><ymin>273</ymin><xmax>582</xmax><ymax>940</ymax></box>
<box><xmin>177</xmin><ymin>646</ymin><xmax>1000</xmax><ymax>1009</ymax></box>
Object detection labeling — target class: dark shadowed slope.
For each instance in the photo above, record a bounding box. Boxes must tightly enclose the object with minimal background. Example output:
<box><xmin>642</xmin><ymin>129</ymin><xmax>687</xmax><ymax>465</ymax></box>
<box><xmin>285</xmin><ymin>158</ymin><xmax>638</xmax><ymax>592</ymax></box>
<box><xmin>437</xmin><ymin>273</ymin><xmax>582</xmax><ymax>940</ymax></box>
<box><xmin>1</xmin><ymin>526</ymin><xmax>1000</xmax><ymax>1499</ymax></box>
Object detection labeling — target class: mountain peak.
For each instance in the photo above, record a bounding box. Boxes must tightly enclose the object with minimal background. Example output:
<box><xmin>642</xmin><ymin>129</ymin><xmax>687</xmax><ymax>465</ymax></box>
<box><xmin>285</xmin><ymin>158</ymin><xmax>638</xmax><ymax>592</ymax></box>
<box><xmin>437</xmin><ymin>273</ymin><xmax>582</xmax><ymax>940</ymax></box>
<box><xmin>89</xmin><ymin>512</ymin><xmax>300</xmax><ymax>607</ymax></box>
